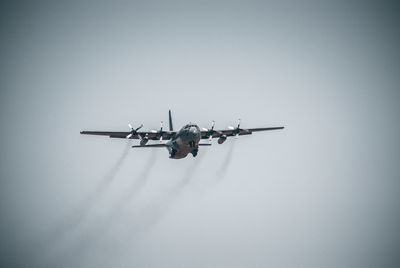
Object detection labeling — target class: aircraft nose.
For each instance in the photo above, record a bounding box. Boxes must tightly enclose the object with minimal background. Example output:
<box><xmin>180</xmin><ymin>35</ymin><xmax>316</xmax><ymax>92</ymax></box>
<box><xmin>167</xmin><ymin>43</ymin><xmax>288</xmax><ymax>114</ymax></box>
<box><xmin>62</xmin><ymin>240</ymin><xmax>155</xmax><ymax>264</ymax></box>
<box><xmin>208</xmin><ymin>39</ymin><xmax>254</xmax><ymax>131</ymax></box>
<box><xmin>190</xmin><ymin>127</ymin><xmax>199</xmax><ymax>134</ymax></box>
<box><xmin>188</xmin><ymin>127</ymin><xmax>198</xmax><ymax>138</ymax></box>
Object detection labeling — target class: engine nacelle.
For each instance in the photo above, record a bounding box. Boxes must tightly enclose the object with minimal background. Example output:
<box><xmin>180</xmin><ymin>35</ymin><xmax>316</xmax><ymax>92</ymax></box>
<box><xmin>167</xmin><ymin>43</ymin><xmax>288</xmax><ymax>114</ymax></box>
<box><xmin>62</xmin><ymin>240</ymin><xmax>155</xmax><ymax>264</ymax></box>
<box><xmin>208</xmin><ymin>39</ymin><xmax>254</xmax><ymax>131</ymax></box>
<box><xmin>140</xmin><ymin>137</ymin><xmax>149</xmax><ymax>146</ymax></box>
<box><xmin>218</xmin><ymin>135</ymin><xmax>227</xmax><ymax>144</ymax></box>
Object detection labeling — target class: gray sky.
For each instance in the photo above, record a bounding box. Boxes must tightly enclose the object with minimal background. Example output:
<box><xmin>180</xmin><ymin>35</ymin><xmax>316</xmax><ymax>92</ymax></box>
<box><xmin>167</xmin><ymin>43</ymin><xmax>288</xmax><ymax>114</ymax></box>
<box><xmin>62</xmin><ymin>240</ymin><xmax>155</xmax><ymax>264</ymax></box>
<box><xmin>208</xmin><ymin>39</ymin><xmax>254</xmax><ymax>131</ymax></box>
<box><xmin>1</xmin><ymin>1</ymin><xmax>400</xmax><ymax>267</ymax></box>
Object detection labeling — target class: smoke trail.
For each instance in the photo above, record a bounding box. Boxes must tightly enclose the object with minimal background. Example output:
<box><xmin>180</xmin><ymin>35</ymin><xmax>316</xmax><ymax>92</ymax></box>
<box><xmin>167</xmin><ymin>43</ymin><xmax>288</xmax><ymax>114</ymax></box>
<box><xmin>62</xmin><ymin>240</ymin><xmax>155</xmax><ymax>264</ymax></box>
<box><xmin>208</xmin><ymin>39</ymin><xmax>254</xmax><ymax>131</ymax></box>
<box><xmin>95</xmin><ymin>140</ymin><xmax>133</xmax><ymax>190</ymax></box>
<box><xmin>45</xmin><ymin>150</ymin><xmax>205</xmax><ymax>267</ymax></box>
<box><xmin>56</xmin><ymin>140</ymin><xmax>132</xmax><ymax>231</ymax></box>
<box><xmin>41</xmin><ymin>151</ymin><xmax>209</xmax><ymax>268</ymax></box>
<box><xmin>123</xmin><ymin>150</ymin><xmax>157</xmax><ymax>201</ymax></box>
<box><xmin>174</xmin><ymin>157</ymin><xmax>204</xmax><ymax>189</ymax></box>
<box><xmin>216</xmin><ymin>140</ymin><xmax>236</xmax><ymax>180</ymax></box>
<box><xmin>124</xmin><ymin>151</ymin><xmax>208</xmax><ymax>235</ymax></box>
<box><xmin>89</xmin><ymin>150</ymin><xmax>157</xmax><ymax>233</ymax></box>
<box><xmin>33</xmin><ymin>141</ymin><xmax>132</xmax><ymax>266</ymax></box>
<box><xmin>43</xmin><ymin>151</ymin><xmax>158</xmax><ymax>268</ymax></box>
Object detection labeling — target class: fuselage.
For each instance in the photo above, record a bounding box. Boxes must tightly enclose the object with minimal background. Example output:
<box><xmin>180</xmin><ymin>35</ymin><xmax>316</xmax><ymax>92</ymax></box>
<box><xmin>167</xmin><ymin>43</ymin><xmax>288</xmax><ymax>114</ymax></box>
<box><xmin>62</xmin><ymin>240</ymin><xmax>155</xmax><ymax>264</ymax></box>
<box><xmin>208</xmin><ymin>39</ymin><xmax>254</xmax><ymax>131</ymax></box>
<box><xmin>166</xmin><ymin>124</ymin><xmax>201</xmax><ymax>159</ymax></box>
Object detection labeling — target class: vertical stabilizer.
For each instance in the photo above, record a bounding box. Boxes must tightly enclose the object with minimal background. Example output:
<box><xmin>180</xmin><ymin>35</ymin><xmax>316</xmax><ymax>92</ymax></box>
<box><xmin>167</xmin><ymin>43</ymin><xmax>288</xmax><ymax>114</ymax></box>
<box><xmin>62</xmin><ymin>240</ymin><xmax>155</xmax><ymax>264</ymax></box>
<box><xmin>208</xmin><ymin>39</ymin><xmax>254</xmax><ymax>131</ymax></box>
<box><xmin>169</xmin><ymin>110</ymin><xmax>173</xmax><ymax>131</ymax></box>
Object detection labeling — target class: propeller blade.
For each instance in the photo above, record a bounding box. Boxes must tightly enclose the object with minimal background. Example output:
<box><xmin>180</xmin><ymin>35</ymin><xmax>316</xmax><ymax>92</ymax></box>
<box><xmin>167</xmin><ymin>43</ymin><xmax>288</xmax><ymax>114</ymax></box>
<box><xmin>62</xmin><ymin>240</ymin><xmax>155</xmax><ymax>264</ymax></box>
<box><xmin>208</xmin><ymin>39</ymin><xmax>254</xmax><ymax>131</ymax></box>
<box><xmin>126</xmin><ymin>133</ymin><xmax>133</xmax><ymax>139</ymax></box>
<box><xmin>159</xmin><ymin>136</ymin><xmax>163</xmax><ymax>142</ymax></box>
<box><xmin>135</xmin><ymin>124</ymin><xmax>143</xmax><ymax>131</ymax></box>
<box><xmin>235</xmin><ymin>133</ymin><xmax>239</xmax><ymax>139</ymax></box>
<box><xmin>228</xmin><ymin>126</ymin><xmax>234</xmax><ymax>130</ymax></box>
<box><xmin>237</xmin><ymin>118</ymin><xmax>241</xmax><ymax>128</ymax></box>
<box><xmin>209</xmin><ymin>135</ymin><xmax>212</xmax><ymax>141</ymax></box>
<box><xmin>150</xmin><ymin>130</ymin><xmax>157</xmax><ymax>133</ymax></box>
<box><xmin>202</xmin><ymin>127</ymin><xmax>208</xmax><ymax>131</ymax></box>
<box><xmin>128</xmin><ymin>123</ymin><xmax>133</xmax><ymax>129</ymax></box>
<box><xmin>211</xmin><ymin>120</ymin><xmax>215</xmax><ymax>130</ymax></box>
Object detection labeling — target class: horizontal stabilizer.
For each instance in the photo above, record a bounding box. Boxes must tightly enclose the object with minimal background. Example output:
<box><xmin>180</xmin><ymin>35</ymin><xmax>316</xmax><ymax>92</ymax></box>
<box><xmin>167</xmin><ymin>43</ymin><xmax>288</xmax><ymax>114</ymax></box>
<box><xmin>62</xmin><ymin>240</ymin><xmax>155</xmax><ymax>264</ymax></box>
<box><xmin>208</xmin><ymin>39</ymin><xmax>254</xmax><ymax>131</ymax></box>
<box><xmin>132</xmin><ymin>144</ymin><xmax>167</xmax><ymax>148</ymax></box>
<box><xmin>249</xmin><ymin>126</ymin><xmax>284</xmax><ymax>132</ymax></box>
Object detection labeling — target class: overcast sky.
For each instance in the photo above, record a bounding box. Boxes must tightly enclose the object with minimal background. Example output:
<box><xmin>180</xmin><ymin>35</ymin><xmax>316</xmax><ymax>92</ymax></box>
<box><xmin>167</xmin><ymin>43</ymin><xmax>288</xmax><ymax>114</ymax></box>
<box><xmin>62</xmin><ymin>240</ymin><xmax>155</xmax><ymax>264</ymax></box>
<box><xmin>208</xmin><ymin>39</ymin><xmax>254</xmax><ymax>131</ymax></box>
<box><xmin>1</xmin><ymin>1</ymin><xmax>399</xmax><ymax>267</ymax></box>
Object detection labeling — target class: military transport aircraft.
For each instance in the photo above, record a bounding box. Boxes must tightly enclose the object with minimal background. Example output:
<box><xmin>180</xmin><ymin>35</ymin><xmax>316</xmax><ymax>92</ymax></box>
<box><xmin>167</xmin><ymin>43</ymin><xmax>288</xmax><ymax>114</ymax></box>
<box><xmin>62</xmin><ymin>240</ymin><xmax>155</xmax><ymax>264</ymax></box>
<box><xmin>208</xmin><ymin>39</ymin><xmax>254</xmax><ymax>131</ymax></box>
<box><xmin>80</xmin><ymin>110</ymin><xmax>284</xmax><ymax>159</ymax></box>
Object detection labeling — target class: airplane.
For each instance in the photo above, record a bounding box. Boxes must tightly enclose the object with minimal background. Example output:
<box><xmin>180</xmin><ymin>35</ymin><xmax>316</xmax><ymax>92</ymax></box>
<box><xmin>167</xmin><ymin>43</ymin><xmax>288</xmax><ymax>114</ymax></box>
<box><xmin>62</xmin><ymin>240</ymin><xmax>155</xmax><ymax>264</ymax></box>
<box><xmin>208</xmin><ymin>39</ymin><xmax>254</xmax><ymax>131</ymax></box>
<box><xmin>80</xmin><ymin>110</ymin><xmax>284</xmax><ymax>159</ymax></box>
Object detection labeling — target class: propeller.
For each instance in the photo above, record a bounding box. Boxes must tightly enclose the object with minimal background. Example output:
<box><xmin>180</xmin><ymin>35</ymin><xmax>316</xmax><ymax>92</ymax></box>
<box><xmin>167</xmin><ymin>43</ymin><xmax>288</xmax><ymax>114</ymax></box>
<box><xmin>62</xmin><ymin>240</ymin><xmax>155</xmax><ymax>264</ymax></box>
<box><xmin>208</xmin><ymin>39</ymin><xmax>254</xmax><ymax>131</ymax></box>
<box><xmin>229</xmin><ymin>118</ymin><xmax>241</xmax><ymax>138</ymax></box>
<box><xmin>151</xmin><ymin>121</ymin><xmax>164</xmax><ymax>142</ymax></box>
<box><xmin>159</xmin><ymin>121</ymin><xmax>164</xmax><ymax>142</ymax></box>
<box><xmin>202</xmin><ymin>120</ymin><xmax>216</xmax><ymax>141</ymax></box>
<box><xmin>126</xmin><ymin>123</ymin><xmax>143</xmax><ymax>139</ymax></box>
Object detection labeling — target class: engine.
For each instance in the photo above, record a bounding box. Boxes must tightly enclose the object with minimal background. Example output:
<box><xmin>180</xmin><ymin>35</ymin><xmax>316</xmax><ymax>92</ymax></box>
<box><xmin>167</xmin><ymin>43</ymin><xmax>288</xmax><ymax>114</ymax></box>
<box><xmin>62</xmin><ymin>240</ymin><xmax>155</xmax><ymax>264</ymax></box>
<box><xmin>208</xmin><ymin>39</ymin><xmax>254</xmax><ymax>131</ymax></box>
<box><xmin>140</xmin><ymin>137</ymin><xmax>149</xmax><ymax>146</ymax></box>
<box><xmin>218</xmin><ymin>135</ymin><xmax>227</xmax><ymax>144</ymax></box>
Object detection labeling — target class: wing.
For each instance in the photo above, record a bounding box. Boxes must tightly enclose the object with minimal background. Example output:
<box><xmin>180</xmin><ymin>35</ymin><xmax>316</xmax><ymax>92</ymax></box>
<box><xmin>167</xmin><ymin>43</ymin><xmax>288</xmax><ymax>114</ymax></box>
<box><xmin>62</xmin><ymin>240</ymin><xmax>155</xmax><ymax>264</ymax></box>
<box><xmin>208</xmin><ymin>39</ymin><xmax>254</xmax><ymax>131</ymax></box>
<box><xmin>201</xmin><ymin>126</ymin><xmax>284</xmax><ymax>139</ymax></box>
<box><xmin>80</xmin><ymin>130</ymin><xmax>176</xmax><ymax>140</ymax></box>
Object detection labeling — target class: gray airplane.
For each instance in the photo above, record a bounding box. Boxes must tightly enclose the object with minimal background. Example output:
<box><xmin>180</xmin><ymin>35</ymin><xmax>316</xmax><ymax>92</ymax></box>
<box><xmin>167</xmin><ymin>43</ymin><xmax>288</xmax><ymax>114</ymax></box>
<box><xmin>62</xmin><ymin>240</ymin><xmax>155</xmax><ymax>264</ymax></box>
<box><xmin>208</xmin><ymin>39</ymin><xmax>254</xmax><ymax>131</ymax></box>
<box><xmin>80</xmin><ymin>110</ymin><xmax>284</xmax><ymax>159</ymax></box>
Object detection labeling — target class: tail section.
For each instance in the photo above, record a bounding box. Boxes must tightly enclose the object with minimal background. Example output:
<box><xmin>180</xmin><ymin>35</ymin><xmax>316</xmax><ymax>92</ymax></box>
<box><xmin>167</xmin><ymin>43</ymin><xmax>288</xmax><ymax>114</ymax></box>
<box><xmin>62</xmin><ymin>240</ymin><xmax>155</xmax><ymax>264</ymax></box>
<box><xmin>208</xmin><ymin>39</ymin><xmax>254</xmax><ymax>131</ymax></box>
<box><xmin>169</xmin><ymin>110</ymin><xmax>173</xmax><ymax>131</ymax></box>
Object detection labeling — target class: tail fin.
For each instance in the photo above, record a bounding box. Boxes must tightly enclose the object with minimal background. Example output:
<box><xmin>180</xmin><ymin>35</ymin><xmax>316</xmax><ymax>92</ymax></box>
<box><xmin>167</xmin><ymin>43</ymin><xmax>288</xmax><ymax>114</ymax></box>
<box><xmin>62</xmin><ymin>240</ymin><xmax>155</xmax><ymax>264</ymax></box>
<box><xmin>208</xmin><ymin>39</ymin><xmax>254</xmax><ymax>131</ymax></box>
<box><xmin>169</xmin><ymin>110</ymin><xmax>173</xmax><ymax>131</ymax></box>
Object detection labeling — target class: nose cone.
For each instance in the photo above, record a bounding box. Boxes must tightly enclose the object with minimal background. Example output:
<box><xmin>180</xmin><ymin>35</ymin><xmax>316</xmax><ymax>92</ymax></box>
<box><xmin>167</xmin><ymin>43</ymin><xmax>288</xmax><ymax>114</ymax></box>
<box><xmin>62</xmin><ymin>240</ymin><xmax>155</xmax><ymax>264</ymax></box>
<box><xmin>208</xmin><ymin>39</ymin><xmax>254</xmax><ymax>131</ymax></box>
<box><xmin>189</xmin><ymin>126</ymin><xmax>201</xmax><ymax>139</ymax></box>
<box><xmin>190</xmin><ymin>126</ymin><xmax>198</xmax><ymax>134</ymax></box>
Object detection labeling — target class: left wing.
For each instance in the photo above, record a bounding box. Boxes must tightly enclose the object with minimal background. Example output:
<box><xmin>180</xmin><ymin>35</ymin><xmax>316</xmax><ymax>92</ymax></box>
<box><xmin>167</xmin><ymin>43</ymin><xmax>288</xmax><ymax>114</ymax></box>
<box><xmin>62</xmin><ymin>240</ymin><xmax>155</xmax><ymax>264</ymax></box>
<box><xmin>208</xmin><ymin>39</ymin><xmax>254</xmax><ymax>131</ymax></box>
<box><xmin>80</xmin><ymin>130</ymin><xmax>176</xmax><ymax>140</ymax></box>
